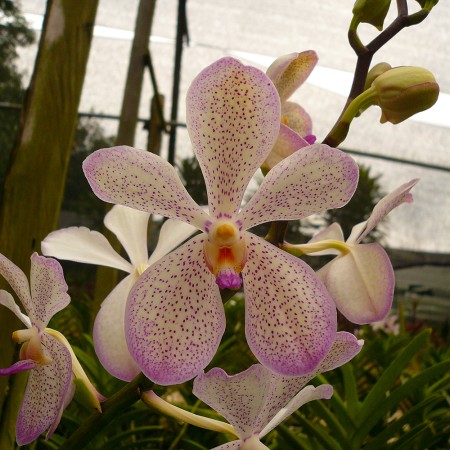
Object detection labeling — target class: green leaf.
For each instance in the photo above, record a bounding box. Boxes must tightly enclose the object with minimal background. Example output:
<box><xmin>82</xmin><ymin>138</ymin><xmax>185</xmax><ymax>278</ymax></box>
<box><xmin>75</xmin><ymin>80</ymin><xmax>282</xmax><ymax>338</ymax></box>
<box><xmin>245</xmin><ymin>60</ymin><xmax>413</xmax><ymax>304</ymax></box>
<box><xmin>341</xmin><ymin>364</ymin><xmax>360</xmax><ymax>419</ymax></box>
<box><xmin>356</xmin><ymin>329</ymin><xmax>430</xmax><ymax>428</ymax></box>
<box><xmin>292</xmin><ymin>416</ymin><xmax>343</xmax><ymax>450</ymax></box>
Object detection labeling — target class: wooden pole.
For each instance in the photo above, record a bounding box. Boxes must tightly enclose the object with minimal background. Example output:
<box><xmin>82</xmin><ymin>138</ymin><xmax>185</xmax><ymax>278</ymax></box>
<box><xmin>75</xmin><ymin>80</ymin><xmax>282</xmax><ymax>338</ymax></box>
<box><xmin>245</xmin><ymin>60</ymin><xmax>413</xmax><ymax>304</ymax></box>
<box><xmin>0</xmin><ymin>0</ymin><xmax>99</xmax><ymax>446</ymax></box>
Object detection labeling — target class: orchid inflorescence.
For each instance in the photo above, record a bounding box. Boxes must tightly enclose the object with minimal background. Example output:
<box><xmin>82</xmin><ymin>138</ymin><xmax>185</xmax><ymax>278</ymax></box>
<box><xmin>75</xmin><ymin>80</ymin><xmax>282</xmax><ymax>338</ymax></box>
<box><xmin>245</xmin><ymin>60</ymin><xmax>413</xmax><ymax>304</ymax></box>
<box><xmin>1</xmin><ymin>51</ymin><xmax>427</xmax><ymax>448</ymax></box>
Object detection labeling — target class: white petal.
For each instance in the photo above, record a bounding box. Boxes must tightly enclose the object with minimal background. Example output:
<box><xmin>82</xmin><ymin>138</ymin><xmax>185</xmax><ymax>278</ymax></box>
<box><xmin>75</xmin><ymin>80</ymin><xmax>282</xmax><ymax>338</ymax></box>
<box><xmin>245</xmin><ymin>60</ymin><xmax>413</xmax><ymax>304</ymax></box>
<box><xmin>93</xmin><ymin>274</ymin><xmax>140</xmax><ymax>381</ymax></box>
<box><xmin>0</xmin><ymin>290</ymin><xmax>31</xmax><ymax>327</ymax></box>
<box><xmin>42</xmin><ymin>227</ymin><xmax>133</xmax><ymax>273</ymax></box>
<box><xmin>104</xmin><ymin>205</ymin><xmax>150</xmax><ymax>267</ymax></box>
<box><xmin>148</xmin><ymin>219</ymin><xmax>199</xmax><ymax>265</ymax></box>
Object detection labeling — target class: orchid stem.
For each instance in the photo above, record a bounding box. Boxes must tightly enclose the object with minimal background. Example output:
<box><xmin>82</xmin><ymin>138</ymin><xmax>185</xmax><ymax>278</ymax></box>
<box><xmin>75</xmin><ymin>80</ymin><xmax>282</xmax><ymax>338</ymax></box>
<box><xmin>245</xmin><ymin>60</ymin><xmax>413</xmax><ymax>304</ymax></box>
<box><xmin>59</xmin><ymin>373</ymin><xmax>154</xmax><ymax>450</ymax></box>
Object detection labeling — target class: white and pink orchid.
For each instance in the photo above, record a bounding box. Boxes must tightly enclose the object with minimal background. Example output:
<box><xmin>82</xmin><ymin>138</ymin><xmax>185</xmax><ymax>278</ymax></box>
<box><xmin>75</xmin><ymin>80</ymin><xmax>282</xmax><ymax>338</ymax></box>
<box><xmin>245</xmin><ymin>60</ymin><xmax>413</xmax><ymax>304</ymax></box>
<box><xmin>193</xmin><ymin>332</ymin><xmax>363</xmax><ymax>449</ymax></box>
<box><xmin>286</xmin><ymin>179</ymin><xmax>418</xmax><ymax>324</ymax></box>
<box><xmin>83</xmin><ymin>57</ymin><xmax>359</xmax><ymax>385</ymax></box>
<box><xmin>263</xmin><ymin>51</ymin><xmax>318</xmax><ymax>171</ymax></box>
<box><xmin>42</xmin><ymin>205</ymin><xmax>198</xmax><ymax>381</ymax></box>
<box><xmin>0</xmin><ymin>253</ymin><xmax>72</xmax><ymax>445</ymax></box>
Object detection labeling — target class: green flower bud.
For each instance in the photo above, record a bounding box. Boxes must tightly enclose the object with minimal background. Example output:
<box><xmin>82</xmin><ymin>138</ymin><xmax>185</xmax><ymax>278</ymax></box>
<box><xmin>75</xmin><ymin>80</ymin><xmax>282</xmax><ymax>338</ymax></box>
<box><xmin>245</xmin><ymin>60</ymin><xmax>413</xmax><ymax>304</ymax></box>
<box><xmin>364</xmin><ymin>62</ymin><xmax>392</xmax><ymax>91</ymax></box>
<box><xmin>353</xmin><ymin>0</ymin><xmax>391</xmax><ymax>30</ymax></box>
<box><xmin>370</xmin><ymin>66</ymin><xmax>439</xmax><ymax>124</ymax></box>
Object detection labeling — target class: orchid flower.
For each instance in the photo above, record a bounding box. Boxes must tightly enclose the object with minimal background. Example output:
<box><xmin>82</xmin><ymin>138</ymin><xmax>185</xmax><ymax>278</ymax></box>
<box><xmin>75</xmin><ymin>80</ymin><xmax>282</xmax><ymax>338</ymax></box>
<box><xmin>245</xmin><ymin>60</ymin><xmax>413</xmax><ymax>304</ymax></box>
<box><xmin>263</xmin><ymin>51</ymin><xmax>318</xmax><ymax>171</ymax></box>
<box><xmin>284</xmin><ymin>179</ymin><xmax>418</xmax><ymax>324</ymax></box>
<box><xmin>0</xmin><ymin>253</ymin><xmax>72</xmax><ymax>445</ymax></box>
<box><xmin>83</xmin><ymin>57</ymin><xmax>359</xmax><ymax>385</ymax></box>
<box><xmin>193</xmin><ymin>332</ymin><xmax>363</xmax><ymax>449</ymax></box>
<box><xmin>42</xmin><ymin>205</ymin><xmax>198</xmax><ymax>381</ymax></box>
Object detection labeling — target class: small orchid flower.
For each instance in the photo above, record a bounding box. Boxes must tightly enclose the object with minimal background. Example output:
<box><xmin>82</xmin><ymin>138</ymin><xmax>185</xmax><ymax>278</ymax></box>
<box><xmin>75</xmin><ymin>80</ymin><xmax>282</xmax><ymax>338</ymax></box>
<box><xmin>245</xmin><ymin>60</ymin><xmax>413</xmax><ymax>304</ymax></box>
<box><xmin>193</xmin><ymin>332</ymin><xmax>363</xmax><ymax>449</ymax></box>
<box><xmin>0</xmin><ymin>253</ymin><xmax>72</xmax><ymax>445</ymax></box>
<box><xmin>284</xmin><ymin>179</ymin><xmax>418</xmax><ymax>324</ymax></box>
<box><xmin>263</xmin><ymin>51</ymin><xmax>318</xmax><ymax>171</ymax></box>
<box><xmin>42</xmin><ymin>205</ymin><xmax>198</xmax><ymax>381</ymax></box>
<box><xmin>83</xmin><ymin>57</ymin><xmax>359</xmax><ymax>385</ymax></box>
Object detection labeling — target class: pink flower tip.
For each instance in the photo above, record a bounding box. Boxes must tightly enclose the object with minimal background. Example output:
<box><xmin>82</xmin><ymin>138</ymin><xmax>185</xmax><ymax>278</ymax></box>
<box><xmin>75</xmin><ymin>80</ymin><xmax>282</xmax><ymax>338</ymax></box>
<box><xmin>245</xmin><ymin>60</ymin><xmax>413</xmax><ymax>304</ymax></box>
<box><xmin>216</xmin><ymin>268</ymin><xmax>242</xmax><ymax>290</ymax></box>
<box><xmin>304</xmin><ymin>134</ymin><xmax>317</xmax><ymax>144</ymax></box>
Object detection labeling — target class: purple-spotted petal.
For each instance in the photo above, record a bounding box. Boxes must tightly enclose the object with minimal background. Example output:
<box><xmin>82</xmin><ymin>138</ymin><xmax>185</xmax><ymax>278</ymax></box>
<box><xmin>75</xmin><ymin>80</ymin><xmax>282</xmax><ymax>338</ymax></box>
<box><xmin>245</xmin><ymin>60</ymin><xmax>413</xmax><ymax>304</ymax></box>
<box><xmin>93</xmin><ymin>274</ymin><xmax>140</xmax><ymax>381</ymax></box>
<box><xmin>186</xmin><ymin>57</ymin><xmax>281</xmax><ymax>218</ymax></box>
<box><xmin>16</xmin><ymin>333</ymin><xmax>72</xmax><ymax>446</ymax></box>
<box><xmin>212</xmin><ymin>441</ymin><xmax>247</xmax><ymax>450</ymax></box>
<box><xmin>348</xmin><ymin>179</ymin><xmax>419</xmax><ymax>244</ymax></box>
<box><xmin>262</xmin><ymin>124</ymin><xmax>309</xmax><ymax>171</ymax></box>
<box><xmin>266</xmin><ymin>51</ymin><xmax>318</xmax><ymax>102</ymax></box>
<box><xmin>194</xmin><ymin>365</ymin><xmax>272</xmax><ymax>440</ymax></box>
<box><xmin>260</xmin><ymin>384</ymin><xmax>333</xmax><ymax>439</ymax></box>
<box><xmin>104</xmin><ymin>205</ymin><xmax>150</xmax><ymax>267</ymax></box>
<box><xmin>0</xmin><ymin>290</ymin><xmax>31</xmax><ymax>327</ymax></box>
<box><xmin>242</xmin><ymin>233</ymin><xmax>336</xmax><ymax>376</ymax></box>
<box><xmin>0</xmin><ymin>253</ymin><xmax>32</xmax><ymax>315</ymax></box>
<box><xmin>83</xmin><ymin>146</ymin><xmax>209</xmax><ymax>230</ymax></box>
<box><xmin>318</xmin><ymin>244</ymin><xmax>394</xmax><ymax>324</ymax></box>
<box><xmin>42</xmin><ymin>227</ymin><xmax>133</xmax><ymax>273</ymax></box>
<box><xmin>238</xmin><ymin>144</ymin><xmax>359</xmax><ymax>232</ymax></box>
<box><xmin>29</xmin><ymin>253</ymin><xmax>70</xmax><ymax>330</ymax></box>
<box><xmin>0</xmin><ymin>360</ymin><xmax>37</xmax><ymax>376</ymax></box>
<box><xmin>149</xmin><ymin>218</ymin><xmax>199</xmax><ymax>265</ymax></box>
<box><xmin>126</xmin><ymin>235</ymin><xmax>225</xmax><ymax>385</ymax></box>
<box><xmin>283</xmin><ymin>101</ymin><xmax>313</xmax><ymax>137</ymax></box>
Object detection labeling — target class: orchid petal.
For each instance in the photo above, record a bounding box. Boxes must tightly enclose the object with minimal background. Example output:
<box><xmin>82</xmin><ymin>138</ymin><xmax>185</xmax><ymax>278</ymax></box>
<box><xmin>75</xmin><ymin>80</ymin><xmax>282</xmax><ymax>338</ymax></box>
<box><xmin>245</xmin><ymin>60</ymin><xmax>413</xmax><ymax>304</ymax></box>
<box><xmin>348</xmin><ymin>179</ymin><xmax>419</xmax><ymax>244</ymax></box>
<box><xmin>238</xmin><ymin>144</ymin><xmax>359</xmax><ymax>230</ymax></box>
<box><xmin>104</xmin><ymin>205</ymin><xmax>150</xmax><ymax>267</ymax></box>
<box><xmin>304</xmin><ymin>223</ymin><xmax>345</xmax><ymax>256</ymax></box>
<box><xmin>283</xmin><ymin>101</ymin><xmax>313</xmax><ymax>137</ymax></box>
<box><xmin>319</xmin><ymin>244</ymin><xmax>394</xmax><ymax>324</ymax></box>
<box><xmin>194</xmin><ymin>365</ymin><xmax>272</xmax><ymax>440</ymax></box>
<box><xmin>186</xmin><ymin>57</ymin><xmax>281</xmax><ymax>218</ymax></box>
<box><xmin>148</xmin><ymin>219</ymin><xmax>199</xmax><ymax>265</ymax></box>
<box><xmin>212</xmin><ymin>442</ymin><xmax>248</xmax><ymax>450</ymax></box>
<box><xmin>93</xmin><ymin>274</ymin><xmax>140</xmax><ymax>381</ymax></box>
<box><xmin>242</xmin><ymin>233</ymin><xmax>336</xmax><ymax>376</ymax></box>
<box><xmin>262</xmin><ymin>124</ymin><xmax>309</xmax><ymax>171</ymax></box>
<box><xmin>0</xmin><ymin>360</ymin><xmax>37</xmax><ymax>376</ymax></box>
<box><xmin>83</xmin><ymin>146</ymin><xmax>209</xmax><ymax>230</ymax></box>
<box><xmin>266</xmin><ymin>51</ymin><xmax>318</xmax><ymax>102</ymax></box>
<box><xmin>260</xmin><ymin>385</ymin><xmax>333</xmax><ymax>438</ymax></box>
<box><xmin>0</xmin><ymin>253</ymin><xmax>32</xmax><ymax>315</ymax></box>
<box><xmin>16</xmin><ymin>333</ymin><xmax>71</xmax><ymax>446</ymax></box>
<box><xmin>0</xmin><ymin>290</ymin><xmax>31</xmax><ymax>327</ymax></box>
<box><xmin>126</xmin><ymin>235</ymin><xmax>225</xmax><ymax>385</ymax></box>
<box><xmin>29</xmin><ymin>253</ymin><xmax>70</xmax><ymax>330</ymax></box>
<box><xmin>42</xmin><ymin>227</ymin><xmax>133</xmax><ymax>273</ymax></box>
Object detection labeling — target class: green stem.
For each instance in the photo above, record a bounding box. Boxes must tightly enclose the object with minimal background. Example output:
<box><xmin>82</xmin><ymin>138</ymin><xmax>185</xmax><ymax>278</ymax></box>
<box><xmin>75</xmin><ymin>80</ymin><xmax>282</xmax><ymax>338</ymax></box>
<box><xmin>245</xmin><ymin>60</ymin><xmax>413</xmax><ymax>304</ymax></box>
<box><xmin>60</xmin><ymin>373</ymin><xmax>154</xmax><ymax>450</ymax></box>
<box><xmin>282</xmin><ymin>239</ymin><xmax>350</xmax><ymax>257</ymax></box>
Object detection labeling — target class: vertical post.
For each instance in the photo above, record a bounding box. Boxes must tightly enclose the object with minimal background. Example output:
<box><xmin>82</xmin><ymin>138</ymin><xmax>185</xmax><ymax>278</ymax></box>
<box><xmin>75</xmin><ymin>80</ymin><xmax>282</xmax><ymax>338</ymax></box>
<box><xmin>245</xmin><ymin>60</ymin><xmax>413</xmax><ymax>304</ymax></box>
<box><xmin>167</xmin><ymin>0</ymin><xmax>188</xmax><ymax>166</ymax></box>
<box><xmin>0</xmin><ymin>1</ymin><xmax>99</xmax><ymax>446</ymax></box>
<box><xmin>93</xmin><ymin>0</ymin><xmax>158</xmax><ymax>312</ymax></box>
<box><xmin>147</xmin><ymin>94</ymin><xmax>165</xmax><ymax>155</ymax></box>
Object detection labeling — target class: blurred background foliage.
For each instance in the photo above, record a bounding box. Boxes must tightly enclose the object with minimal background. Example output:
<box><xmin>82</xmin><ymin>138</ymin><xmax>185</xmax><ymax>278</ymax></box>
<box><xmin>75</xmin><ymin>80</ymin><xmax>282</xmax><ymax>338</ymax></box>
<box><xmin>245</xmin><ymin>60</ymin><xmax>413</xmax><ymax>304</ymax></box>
<box><xmin>1</xmin><ymin>2</ymin><xmax>448</xmax><ymax>449</ymax></box>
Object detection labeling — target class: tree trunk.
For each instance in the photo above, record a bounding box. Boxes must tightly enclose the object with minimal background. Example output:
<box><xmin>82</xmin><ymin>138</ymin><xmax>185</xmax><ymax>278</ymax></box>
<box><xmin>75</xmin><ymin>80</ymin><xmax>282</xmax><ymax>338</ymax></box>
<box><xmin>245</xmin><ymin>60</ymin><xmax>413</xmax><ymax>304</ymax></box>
<box><xmin>0</xmin><ymin>1</ymin><xmax>99</xmax><ymax>446</ymax></box>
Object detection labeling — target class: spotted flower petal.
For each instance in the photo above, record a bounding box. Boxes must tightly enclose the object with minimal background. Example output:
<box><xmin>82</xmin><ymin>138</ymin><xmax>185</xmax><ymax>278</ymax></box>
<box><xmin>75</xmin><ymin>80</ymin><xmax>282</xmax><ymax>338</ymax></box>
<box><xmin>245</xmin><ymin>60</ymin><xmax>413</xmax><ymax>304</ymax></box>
<box><xmin>262</xmin><ymin>124</ymin><xmax>309</xmax><ymax>171</ymax></box>
<box><xmin>29</xmin><ymin>253</ymin><xmax>70</xmax><ymax>330</ymax></box>
<box><xmin>16</xmin><ymin>333</ymin><xmax>72</xmax><ymax>446</ymax></box>
<box><xmin>104</xmin><ymin>205</ymin><xmax>150</xmax><ymax>268</ymax></box>
<box><xmin>318</xmin><ymin>243</ymin><xmax>394</xmax><ymax>324</ymax></box>
<box><xmin>238</xmin><ymin>144</ymin><xmax>359</xmax><ymax>230</ymax></box>
<box><xmin>0</xmin><ymin>290</ymin><xmax>32</xmax><ymax>327</ymax></box>
<box><xmin>0</xmin><ymin>360</ymin><xmax>37</xmax><ymax>376</ymax></box>
<box><xmin>282</xmin><ymin>101</ymin><xmax>313</xmax><ymax>137</ymax></box>
<box><xmin>126</xmin><ymin>235</ymin><xmax>225</xmax><ymax>385</ymax></box>
<box><xmin>0</xmin><ymin>253</ymin><xmax>32</xmax><ymax>315</ymax></box>
<box><xmin>41</xmin><ymin>227</ymin><xmax>133</xmax><ymax>272</ymax></box>
<box><xmin>83</xmin><ymin>145</ymin><xmax>210</xmax><ymax>230</ymax></box>
<box><xmin>242</xmin><ymin>233</ymin><xmax>336</xmax><ymax>376</ymax></box>
<box><xmin>266</xmin><ymin>51</ymin><xmax>318</xmax><ymax>102</ymax></box>
<box><xmin>93</xmin><ymin>274</ymin><xmax>140</xmax><ymax>381</ymax></box>
<box><xmin>348</xmin><ymin>178</ymin><xmax>419</xmax><ymax>244</ymax></box>
<box><xmin>186</xmin><ymin>57</ymin><xmax>281</xmax><ymax>218</ymax></box>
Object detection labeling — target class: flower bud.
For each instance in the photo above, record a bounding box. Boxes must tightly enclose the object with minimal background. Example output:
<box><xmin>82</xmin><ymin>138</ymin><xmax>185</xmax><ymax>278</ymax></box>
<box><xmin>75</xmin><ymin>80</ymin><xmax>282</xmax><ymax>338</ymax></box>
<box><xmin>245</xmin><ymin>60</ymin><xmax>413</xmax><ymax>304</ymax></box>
<box><xmin>370</xmin><ymin>66</ymin><xmax>439</xmax><ymax>124</ymax></box>
<box><xmin>364</xmin><ymin>62</ymin><xmax>392</xmax><ymax>91</ymax></box>
<box><xmin>353</xmin><ymin>0</ymin><xmax>391</xmax><ymax>30</ymax></box>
